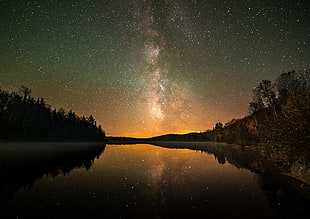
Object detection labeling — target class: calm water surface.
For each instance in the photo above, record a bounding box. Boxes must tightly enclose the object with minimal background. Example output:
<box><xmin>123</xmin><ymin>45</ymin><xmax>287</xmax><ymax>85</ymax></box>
<box><xmin>0</xmin><ymin>143</ymin><xmax>309</xmax><ymax>218</ymax></box>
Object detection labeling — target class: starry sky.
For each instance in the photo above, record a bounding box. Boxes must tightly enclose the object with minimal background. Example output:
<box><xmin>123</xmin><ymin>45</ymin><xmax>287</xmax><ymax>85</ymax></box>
<box><xmin>0</xmin><ymin>0</ymin><xmax>309</xmax><ymax>137</ymax></box>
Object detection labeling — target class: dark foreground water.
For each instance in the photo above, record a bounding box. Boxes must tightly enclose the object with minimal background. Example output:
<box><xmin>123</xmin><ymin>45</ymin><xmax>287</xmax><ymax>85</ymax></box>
<box><xmin>0</xmin><ymin>142</ymin><xmax>309</xmax><ymax>218</ymax></box>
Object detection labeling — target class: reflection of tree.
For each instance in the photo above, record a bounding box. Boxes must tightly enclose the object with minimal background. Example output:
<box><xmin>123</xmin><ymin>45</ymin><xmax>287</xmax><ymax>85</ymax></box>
<box><xmin>151</xmin><ymin>142</ymin><xmax>310</xmax><ymax>216</ymax></box>
<box><xmin>0</xmin><ymin>143</ymin><xmax>106</xmax><ymax>205</ymax></box>
<box><xmin>159</xmin><ymin>142</ymin><xmax>309</xmax><ymax>183</ymax></box>
<box><xmin>150</xmin><ymin>142</ymin><xmax>272</xmax><ymax>173</ymax></box>
<box><xmin>258</xmin><ymin>174</ymin><xmax>310</xmax><ymax>218</ymax></box>
<box><xmin>214</xmin><ymin>152</ymin><xmax>226</xmax><ymax>164</ymax></box>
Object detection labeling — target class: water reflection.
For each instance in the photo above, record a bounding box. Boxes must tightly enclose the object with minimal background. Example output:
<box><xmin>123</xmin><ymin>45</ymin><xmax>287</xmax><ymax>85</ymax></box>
<box><xmin>149</xmin><ymin>142</ymin><xmax>310</xmax><ymax>216</ymax></box>
<box><xmin>149</xmin><ymin>141</ymin><xmax>310</xmax><ymax>183</ymax></box>
<box><xmin>0</xmin><ymin>143</ymin><xmax>105</xmax><ymax>205</ymax></box>
<box><xmin>0</xmin><ymin>143</ymin><xmax>309</xmax><ymax>218</ymax></box>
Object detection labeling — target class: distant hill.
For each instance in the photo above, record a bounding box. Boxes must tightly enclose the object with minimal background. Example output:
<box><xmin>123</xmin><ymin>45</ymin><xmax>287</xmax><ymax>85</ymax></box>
<box><xmin>147</xmin><ymin>132</ymin><xmax>210</xmax><ymax>141</ymax></box>
<box><xmin>107</xmin><ymin>132</ymin><xmax>211</xmax><ymax>143</ymax></box>
<box><xmin>107</xmin><ymin>136</ymin><xmax>146</xmax><ymax>144</ymax></box>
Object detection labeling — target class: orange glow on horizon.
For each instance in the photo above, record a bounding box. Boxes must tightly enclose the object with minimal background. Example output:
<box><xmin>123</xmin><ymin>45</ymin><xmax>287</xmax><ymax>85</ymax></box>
<box><xmin>106</xmin><ymin>129</ymin><xmax>206</xmax><ymax>138</ymax></box>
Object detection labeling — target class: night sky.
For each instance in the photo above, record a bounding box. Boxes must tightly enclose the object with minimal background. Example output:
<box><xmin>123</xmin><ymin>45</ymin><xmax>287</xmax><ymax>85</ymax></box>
<box><xmin>0</xmin><ymin>0</ymin><xmax>309</xmax><ymax>137</ymax></box>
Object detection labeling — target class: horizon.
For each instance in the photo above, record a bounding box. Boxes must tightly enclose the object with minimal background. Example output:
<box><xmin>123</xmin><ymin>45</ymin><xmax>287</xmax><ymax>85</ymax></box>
<box><xmin>107</xmin><ymin>130</ymin><xmax>207</xmax><ymax>139</ymax></box>
<box><xmin>1</xmin><ymin>0</ymin><xmax>309</xmax><ymax>138</ymax></box>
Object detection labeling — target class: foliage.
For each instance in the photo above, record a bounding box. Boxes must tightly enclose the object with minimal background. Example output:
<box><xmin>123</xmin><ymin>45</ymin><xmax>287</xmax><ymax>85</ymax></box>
<box><xmin>253</xmin><ymin>70</ymin><xmax>310</xmax><ymax>150</ymax></box>
<box><xmin>215</xmin><ymin>70</ymin><xmax>310</xmax><ymax>150</ymax></box>
<box><xmin>0</xmin><ymin>87</ymin><xmax>106</xmax><ymax>141</ymax></box>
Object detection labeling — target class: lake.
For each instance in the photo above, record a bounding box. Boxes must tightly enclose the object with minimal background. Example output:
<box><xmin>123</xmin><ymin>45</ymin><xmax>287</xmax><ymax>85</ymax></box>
<box><xmin>0</xmin><ymin>142</ymin><xmax>309</xmax><ymax>218</ymax></box>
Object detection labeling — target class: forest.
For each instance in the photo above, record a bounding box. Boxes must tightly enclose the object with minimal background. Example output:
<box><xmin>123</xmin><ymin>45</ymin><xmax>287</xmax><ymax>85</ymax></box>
<box><xmin>215</xmin><ymin>70</ymin><xmax>309</xmax><ymax>152</ymax></box>
<box><xmin>0</xmin><ymin>86</ymin><xmax>106</xmax><ymax>142</ymax></box>
<box><xmin>1</xmin><ymin>70</ymin><xmax>309</xmax><ymax>148</ymax></box>
<box><xmin>144</xmin><ymin>70</ymin><xmax>309</xmax><ymax>155</ymax></box>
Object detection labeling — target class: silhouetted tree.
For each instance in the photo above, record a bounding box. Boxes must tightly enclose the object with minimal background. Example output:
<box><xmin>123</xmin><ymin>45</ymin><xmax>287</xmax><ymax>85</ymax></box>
<box><xmin>215</xmin><ymin>122</ymin><xmax>223</xmax><ymax>129</ymax></box>
<box><xmin>276</xmin><ymin>70</ymin><xmax>310</xmax><ymax>104</ymax></box>
<box><xmin>88</xmin><ymin>115</ymin><xmax>95</xmax><ymax>125</ymax></box>
<box><xmin>250</xmin><ymin>80</ymin><xmax>278</xmax><ymax>119</ymax></box>
<box><xmin>19</xmin><ymin>86</ymin><xmax>31</xmax><ymax>100</ymax></box>
<box><xmin>0</xmin><ymin>86</ymin><xmax>106</xmax><ymax>142</ymax></box>
<box><xmin>223</xmin><ymin>69</ymin><xmax>309</xmax><ymax>149</ymax></box>
<box><xmin>213</xmin><ymin>122</ymin><xmax>224</xmax><ymax>142</ymax></box>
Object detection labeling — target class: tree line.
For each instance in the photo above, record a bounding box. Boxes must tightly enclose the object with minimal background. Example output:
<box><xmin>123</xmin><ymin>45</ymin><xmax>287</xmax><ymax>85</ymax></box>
<box><xmin>0</xmin><ymin>86</ymin><xmax>106</xmax><ymax>141</ymax></box>
<box><xmin>212</xmin><ymin>70</ymin><xmax>309</xmax><ymax>152</ymax></box>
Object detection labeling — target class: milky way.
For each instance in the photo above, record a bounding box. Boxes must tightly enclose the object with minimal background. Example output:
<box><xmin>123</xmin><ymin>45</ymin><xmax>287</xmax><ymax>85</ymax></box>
<box><xmin>135</xmin><ymin>0</ymin><xmax>194</xmax><ymax>133</ymax></box>
<box><xmin>0</xmin><ymin>0</ymin><xmax>309</xmax><ymax>137</ymax></box>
